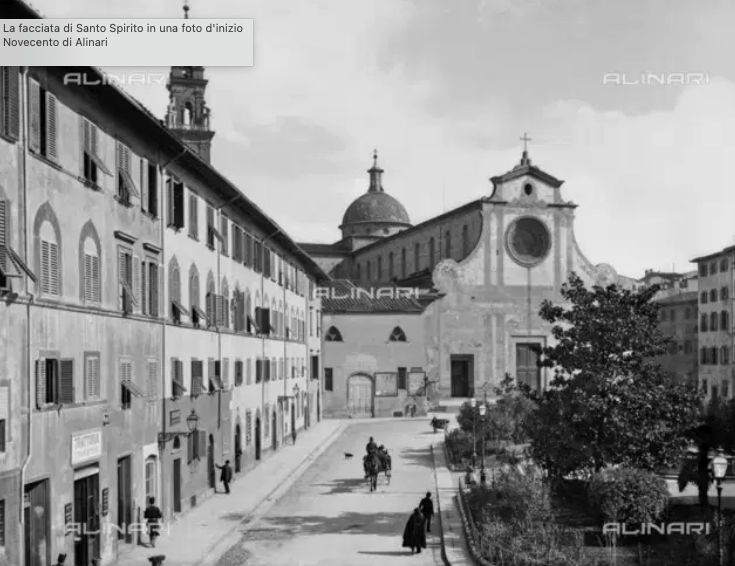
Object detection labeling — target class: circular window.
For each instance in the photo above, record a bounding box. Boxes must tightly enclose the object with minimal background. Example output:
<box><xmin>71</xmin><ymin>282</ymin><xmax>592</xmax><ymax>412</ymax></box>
<box><xmin>506</xmin><ymin>217</ymin><xmax>551</xmax><ymax>266</ymax></box>
<box><xmin>523</xmin><ymin>183</ymin><xmax>533</xmax><ymax>196</ymax></box>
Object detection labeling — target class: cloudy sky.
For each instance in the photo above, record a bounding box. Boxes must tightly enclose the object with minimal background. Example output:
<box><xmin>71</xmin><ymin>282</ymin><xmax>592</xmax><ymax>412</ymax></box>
<box><xmin>30</xmin><ymin>0</ymin><xmax>735</xmax><ymax>278</ymax></box>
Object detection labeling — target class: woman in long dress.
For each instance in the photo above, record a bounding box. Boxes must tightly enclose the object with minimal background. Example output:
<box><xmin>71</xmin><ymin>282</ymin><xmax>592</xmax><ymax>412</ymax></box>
<box><xmin>402</xmin><ymin>508</ymin><xmax>427</xmax><ymax>553</ymax></box>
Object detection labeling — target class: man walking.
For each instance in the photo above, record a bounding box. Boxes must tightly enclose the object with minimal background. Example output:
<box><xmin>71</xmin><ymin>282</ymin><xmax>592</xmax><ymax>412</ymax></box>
<box><xmin>216</xmin><ymin>460</ymin><xmax>233</xmax><ymax>493</ymax></box>
<box><xmin>143</xmin><ymin>497</ymin><xmax>163</xmax><ymax>547</ymax></box>
<box><xmin>419</xmin><ymin>491</ymin><xmax>434</xmax><ymax>532</ymax></box>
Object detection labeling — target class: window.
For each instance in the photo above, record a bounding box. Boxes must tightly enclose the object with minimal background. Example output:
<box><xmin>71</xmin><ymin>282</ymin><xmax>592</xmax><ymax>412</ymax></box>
<box><xmin>711</xmin><ymin>262</ymin><xmax>718</xmax><ymax>275</ymax></box>
<box><xmin>120</xmin><ymin>358</ymin><xmax>144</xmax><ymax>409</ymax></box>
<box><xmin>414</xmin><ymin>243</ymin><xmax>420</xmax><ymax>272</ymax></box>
<box><xmin>167</xmin><ymin>178</ymin><xmax>185</xmax><ymax>229</ymax></box>
<box><xmin>118</xmin><ymin>247</ymin><xmax>137</xmax><ymax>313</ymax></box>
<box><xmin>145</xmin><ymin>456</ymin><xmax>157</xmax><ymax>502</ymax></box>
<box><xmin>232</xmin><ymin>225</ymin><xmax>242</xmax><ymax>262</ymax></box>
<box><xmin>324</xmin><ymin>368</ymin><xmax>333</xmax><ymax>391</ymax></box>
<box><xmin>710</xmin><ymin>312</ymin><xmax>718</xmax><ymax>331</ymax></box>
<box><xmin>516</xmin><ymin>343</ymin><xmax>541</xmax><ymax>391</ymax></box>
<box><xmin>246</xmin><ymin>358</ymin><xmax>253</xmax><ymax>385</ymax></box>
<box><xmin>35</xmin><ymin>358</ymin><xmax>74</xmax><ymax>407</ymax></box>
<box><xmin>429</xmin><ymin>237</ymin><xmax>435</xmax><ymax>268</ymax></box>
<box><xmin>445</xmin><ymin>230</ymin><xmax>452</xmax><ymax>258</ymax></box>
<box><xmin>221</xmin><ymin>280</ymin><xmax>230</xmax><ymax>328</ymax></box>
<box><xmin>116</xmin><ymin>141</ymin><xmax>140</xmax><ymax>205</ymax></box>
<box><xmin>188</xmin><ymin>192</ymin><xmax>199</xmax><ymax>239</ymax></box>
<box><xmin>722</xmin><ymin>311</ymin><xmax>729</xmax><ymax>331</ymax></box>
<box><xmin>0</xmin><ymin>67</ymin><xmax>20</xmax><ymax>141</ymax></box>
<box><xmin>389</xmin><ymin>327</ymin><xmax>407</xmax><ymax>342</ymax></box>
<box><xmin>253</xmin><ymin>240</ymin><xmax>262</xmax><ymax>273</ymax></box>
<box><xmin>401</xmin><ymin>248</ymin><xmax>407</xmax><ymax>279</ymax></box>
<box><xmin>722</xmin><ymin>346</ymin><xmax>730</xmax><ymax>365</ymax></box>
<box><xmin>325</xmin><ymin>326</ymin><xmax>343</xmax><ymax>342</ymax></box>
<box><xmin>721</xmin><ymin>259</ymin><xmax>729</xmax><ymax>272</ymax></box>
<box><xmin>28</xmin><ymin>79</ymin><xmax>57</xmax><ymax>161</ymax></box>
<box><xmin>701</xmin><ymin>348</ymin><xmax>707</xmax><ymax>365</ymax></box>
<box><xmin>171</xmin><ymin>358</ymin><xmax>185</xmax><ymax>398</ymax></box>
<box><xmin>190</xmin><ymin>360</ymin><xmax>204</xmax><ymax>396</ymax></box>
<box><xmin>39</xmin><ymin>222</ymin><xmax>60</xmax><ymax>297</ymax></box>
<box><xmin>699</xmin><ymin>264</ymin><xmax>707</xmax><ymax>277</ymax></box>
<box><xmin>0</xmin><ymin>201</ymin><xmax>35</xmax><ymax>289</ymax></box>
<box><xmin>208</xmin><ymin>359</ymin><xmax>222</xmax><ymax>393</ymax></box>
<box><xmin>462</xmin><ymin>225</ymin><xmax>469</xmax><ymax>256</ymax></box>
<box><xmin>263</xmin><ymin>246</ymin><xmax>271</xmax><ymax>278</ymax></box>
<box><xmin>710</xmin><ymin>289</ymin><xmax>717</xmax><ymax>302</ymax></box>
<box><xmin>206</xmin><ymin>205</ymin><xmax>218</xmax><ymax>249</ymax></box>
<box><xmin>82</xmin><ymin>237</ymin><xmax>101</xmax><ymax>304</ymax></box>
<box><xmin>145</xmin><ymin>359</ymin><xmax>158</xmax><ymax>399</ymax></box>
<box><xmin>255</xmin><ymin>358</ymin><xmax>262</xmax><ymax>383</ymax></box>
<box><xmin>722</xmin><ymin>286</ymin><xmax>729</xmax><ymax>301</ymax></box>
<box><xmin>388</xmin><ymin>252</ymin><xmax>394</xmax><ymax>280</ymax></box>
<box><xmin>245</xmin><ymin>411</ymin><xmax>252</xmax><ymax>445</ymax></box>
<box><xmin>220</xmin><ymin>215</ymin><xmax>229</xmax><ymax>256</ymax></box>
<box><xmin>234</xmin><ymin>360</ymin><xmax>243</xmax><ymax>386</ymax></box>
<box><xmin>244</xmin><ymin>232</ymin><xmax>252</xmax><ymax>267</ymax></box>
<box><xmin>188</xmin><ymin>429</ymin><xmax>206</xmax><ymax>463</ymax></box>
<box><xmin>81</xmin><ymin>118</ymin><xmax>110</xmax><ymax>186</ymax></box>
<box><xmin>397</xmin><ymin>367</ymin><xmax>407</xmax><ymax>390</ymax></box>
<box><xmin>701</xmin><ymin>314</ymin><xmax>708</xmax><ymax>332</ymax></box>
<box><xmin>701</xmin><ymin>292</ymin><xmax>708</xmax><ymax>304</ymax></box>
<box><xmin>140</xmin><ymin>259</ymin><xmax>159</xmax><ymax>317</ymax></box>
<box><xmin>84</xmin><ymin>353</ymin><xmax>100</xmax><ymax>400</ymax></box>
<box><xmin>141</xmin><ymin>161</ymin><xmax>158</xmax><ymax>216</ymax></box>
<box><xmin>0</xmin><ymin>386</ymin><xmax>7</xmax><ymax>453</ymax></box>
<box><xmin>713</xmin><ymin>347</ymin><xmax>719</xmax><ymax>365</ymax></box>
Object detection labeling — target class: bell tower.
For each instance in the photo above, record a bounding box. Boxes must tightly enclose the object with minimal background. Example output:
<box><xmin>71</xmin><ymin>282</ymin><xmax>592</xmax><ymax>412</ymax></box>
<box><xmin>165</xmin><ymin>1</ymin><xmax>215</xmax><ymax>163</ymax></box>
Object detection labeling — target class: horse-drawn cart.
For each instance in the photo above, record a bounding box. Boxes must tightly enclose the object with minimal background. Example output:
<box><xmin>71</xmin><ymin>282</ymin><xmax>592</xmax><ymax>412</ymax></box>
<box><xmin>364</xmin><ymin>452</ymin><xmax>391</xmax><ymax>491</ymax></box>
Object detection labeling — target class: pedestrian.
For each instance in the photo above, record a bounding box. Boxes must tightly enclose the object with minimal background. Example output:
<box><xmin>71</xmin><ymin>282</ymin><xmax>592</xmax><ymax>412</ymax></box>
<box><xmin>52</xmin><ymin>553</ymin><xmax>67</xmax><ymax>566</ymax></box>
<box><xmin>215</xmin><ymin>460</ymin><xmax>233</xmax><ymax>493</ymax></box>
<box><xmin>144</xmin><ymin>496</ymin><xmax>163</xmax><ymax>547</ymax></box>
<box><xmin>402</xmin><ymin>508</ymin><xmax>427</xmax><ymax>554</ymax></box>
<box><xmin>419</xmin><ymin>491</ymin><xmax>434</xmax><ymax>532</ymax></box>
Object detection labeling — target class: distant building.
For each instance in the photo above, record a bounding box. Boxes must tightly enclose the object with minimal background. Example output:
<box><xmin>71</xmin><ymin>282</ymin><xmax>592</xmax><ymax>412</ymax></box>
<box><xmin>654</xmin><ymin>291</ymin><xmax>699</xmax><ymax>385</ymax></box>
<box><xmin>691</xmin><ymin>248</ymin><xmax>735</xmax><ymax>400</ymax></box>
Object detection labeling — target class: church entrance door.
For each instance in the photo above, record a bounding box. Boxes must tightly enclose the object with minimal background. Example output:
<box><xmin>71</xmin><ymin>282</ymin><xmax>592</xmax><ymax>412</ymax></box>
<box><xmin>450</xmin><ymin>355</ymin><xmax>473</xmax><ymax>397</ymax></box>
<box><xmin>347</xmin><ymin>374</ymin><xmax>373</xmax><ymax>417</ymax></box>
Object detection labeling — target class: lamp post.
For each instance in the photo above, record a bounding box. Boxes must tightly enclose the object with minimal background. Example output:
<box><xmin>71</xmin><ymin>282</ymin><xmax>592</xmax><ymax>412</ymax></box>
<box><xmin>186</xmin><ymin>409</ymin><xmax>199</xmax><ymax>433</ymax></box>
<box><xmin>470</xmin><ymin>398</ymin><xmax>477</xmax><ymax>467</ymax></box>
<box><xmin>158</xmin><ymin>409</ymin><xmax>199</xmax><ymax>449</ymax></box>
<box><xmin>711</xmin><ymin>448</ymin><xmax>728</xmax><ymax>566</ymax></box>
<box><xmin>479</xmin><ymin>403</ymin><xmax>487</xmax><ymax>485</ymax></box>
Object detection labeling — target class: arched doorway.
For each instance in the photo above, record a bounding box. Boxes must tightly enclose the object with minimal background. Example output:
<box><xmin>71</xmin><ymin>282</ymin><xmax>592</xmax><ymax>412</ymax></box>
<box><xmin>255</xmin><ymin>417</ymin><xmax>261</xmax><ymax>460</ymax></box>
<box><xmin>207</xmin><ymin>434</ymin><xmax>215</xmax><ymax>489</ymax></box>
<box><xmin>347</xmin><ymin>374</ymin><xmax>373</xmax><ymax>417</ymax></box>
<box><xmin>234</xmin><ymin>425</ymin><xmax>242</xmax><ymax>473</ymax></box>
<box><xmin>271</xmin><ymin>409</ymin><xmax>277</xmax><ymax>450</ymax></box>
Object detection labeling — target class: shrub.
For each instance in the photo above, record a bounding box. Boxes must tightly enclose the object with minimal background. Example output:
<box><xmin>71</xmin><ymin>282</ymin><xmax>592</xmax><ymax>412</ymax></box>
<box><xmin>492</xmin><ymin>462</ymin><xmax>553</xmax><ymax>528</ymax></box>
<box><xmin>587</xmin><ymin>467</ymin><xmax>669</xmax><ymax>525</ymax></box>
<box><xmin>445</xmin><ymin>428</ymin><xmax>475</xmax><ymax>465</ymax></box>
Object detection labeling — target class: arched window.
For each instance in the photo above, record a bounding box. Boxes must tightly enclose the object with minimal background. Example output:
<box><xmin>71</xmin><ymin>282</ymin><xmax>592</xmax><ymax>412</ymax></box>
<box><xmin>445</xmin><ymin>230</ymin><xmax>452</xmax><ymax>258</ymax></box>
<box><xmin>377</xmin><ymin>256</ymin><xmax>383</xmax><ymax>281</ymax></box>
<box><xmin>183</xmin><ymin>101</ymin><xmax>193</xmax><ymax>125</ymax></box>
<box><xmin>721</xmin><ymin>310</ymin><xmax>729</xmax><ymax>331</ymax></box>
<box><xmin>414</xmin><ymin>243</ymin><xmax>420</xmax><ymax>272</ymax></box>
<box><xmin>710</xmin><ymin>312</ymin><xmax>718</xmax><ymax>331</ymax></box>
<box><xmin>401</xmin><ymin>248</ymin><xmax>407</xmax><ymax>279</ymax></box>
<box><xmin>429</xmin><ymin>237</ymin><xmax>435</xmax><ymax>268</ymax></box>
<box><xmin>222</xmin><ymin>279</ymin><xmax>230</xmax><ymax>329</ymax></box>
<box><xmin>462</xmin><ymin>224</ymin><xmax>469</xmax><ymax>256</ymax></box>
<box><xmin>39</xmin><ymin>221</ymin><xmax>60</xmax><ymax>296</ymax></box>
<box><xmin>701</xmin><ymin>314</ymin><xmax>708</xmax><ymax>332</ymax></box>
<box><xmin>325</xmin><ymin>326</ymin><xmax>343</xmax><ymax>341</ymax></box>
<box><xmin>389</xmin><ymin>326</ymin><xmax>407</xmax><ymax>342</ymax></box>
<box><xmin>169</xmin><ymin>259</ymin><xmax>181</xmax><ymax>320</ymax></box>
<box><xmin>82</xmin><ymin>236</ymin><xmax>100</xmax><ymax>303</ymax></box>
<box><xmin>389</xmin><ymin>252</ymin><xmax>394</xmax><ymax>280</ymax></box>
<box><xmin>189</xmin><ymin>265</ymin><xmax>200</xmax><ymax>322</ymax></box>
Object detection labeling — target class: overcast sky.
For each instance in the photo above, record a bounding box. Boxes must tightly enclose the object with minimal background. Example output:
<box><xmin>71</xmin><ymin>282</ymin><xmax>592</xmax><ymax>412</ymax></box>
<box><xmin>29</xmin><ymin>0</ymin><xmax>735</xmax><ymax>278</ymax></box>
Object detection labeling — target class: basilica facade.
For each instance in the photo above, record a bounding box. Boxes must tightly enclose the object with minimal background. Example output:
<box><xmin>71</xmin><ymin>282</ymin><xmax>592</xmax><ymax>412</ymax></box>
<box><xmin>302</xmin><ymin>149</ymin><xmax>637</xmax><ymax>416</ymax></box>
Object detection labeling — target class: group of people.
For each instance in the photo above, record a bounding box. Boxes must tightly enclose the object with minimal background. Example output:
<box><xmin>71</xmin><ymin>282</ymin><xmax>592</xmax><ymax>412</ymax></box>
<box><xmin>364</xmin><ymin>436</ymin><xmax>391</xmax><ymax>472</ymax></box>
<box><xmin>402</xmin><ymin>492</ymin><xmax>435</xmax><ymax>554</ymax></box>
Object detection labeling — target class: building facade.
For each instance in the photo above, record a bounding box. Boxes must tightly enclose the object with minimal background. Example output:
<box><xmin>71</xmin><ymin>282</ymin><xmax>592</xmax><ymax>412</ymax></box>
<box><xmin>306</xmin><ymin>150</ymin><xmax>637</xmax><ymax>414</ymax></box>
<box><xmin>654</xmin><ymin>291</ymin><xmax>699</xmax><ymax>384</ymax></box>
<box><xmin>692</xmin><ymin>249</ymin><xmax>735</xmax><ymax>400</ymax></box>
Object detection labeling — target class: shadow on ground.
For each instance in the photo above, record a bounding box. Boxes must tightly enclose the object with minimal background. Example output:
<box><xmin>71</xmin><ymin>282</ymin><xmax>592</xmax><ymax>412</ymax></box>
<box><xmin>312</xmin><ymin>478</ymin><xmax>368</xmax><ymax>494</ymax></box>
<box><xmin>241</xmin><ymin>511</ymin><xmax>409</xmax><ymax>538</ymax></box>
<box><xmin>398</xmin><ymin>448</ymin><xmax>433</xmax><ymax>468</ymax></box>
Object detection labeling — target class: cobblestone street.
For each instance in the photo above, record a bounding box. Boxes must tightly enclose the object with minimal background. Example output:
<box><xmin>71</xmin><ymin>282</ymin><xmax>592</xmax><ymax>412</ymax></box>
<box><xmin>216</xmin><ymin>419</ymin><xmax>445</xmax><ymax>566</ymax></box>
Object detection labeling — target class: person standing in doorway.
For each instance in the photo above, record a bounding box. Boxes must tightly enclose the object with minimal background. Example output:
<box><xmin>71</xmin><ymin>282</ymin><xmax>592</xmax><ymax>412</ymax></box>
<box><xmin>419</xmin><ymin>492</ymin><xmax>434</xmax><ymax>532</ymax></box>
<box><xmin>216</xmin><ymin>460</ymin><xmax>233</xmax><ymax>493</ymax></box>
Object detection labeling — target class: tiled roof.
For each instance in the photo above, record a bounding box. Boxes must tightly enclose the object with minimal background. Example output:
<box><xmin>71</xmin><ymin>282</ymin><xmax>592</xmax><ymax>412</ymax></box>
<box><xmin>655</xmin><ymin>291</ymin><xmax>698</xmax><ymax>304</ymax></box>
<box><xmin>321</xmin><ymin>279</ymin><xmax>428</xmax><ymax>314</ymax></box>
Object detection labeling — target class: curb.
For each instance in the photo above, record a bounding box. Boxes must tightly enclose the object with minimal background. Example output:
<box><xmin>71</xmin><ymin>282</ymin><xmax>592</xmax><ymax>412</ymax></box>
<box><xmin>430</xmin><ymin>443</ymin><xmax>451</xmax><ymax>566</ymax></box>
<box><xmin>194</xmin><ymin>421</ymin><xmax>350</xmax><ymax>566</ymax></box>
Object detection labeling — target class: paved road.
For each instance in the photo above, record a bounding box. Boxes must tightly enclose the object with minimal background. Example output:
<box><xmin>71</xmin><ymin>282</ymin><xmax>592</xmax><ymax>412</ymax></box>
<box><xmin>216</xmin><ymin>419</ymin><xmax>445</xmax><ymax>566</ymax></box>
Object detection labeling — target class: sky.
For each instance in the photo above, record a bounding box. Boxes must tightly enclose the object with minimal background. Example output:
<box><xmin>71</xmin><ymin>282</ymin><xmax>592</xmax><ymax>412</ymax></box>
<box><xmin>27</xmin><ymin>0</ymin><xmax>735</xmax><ymax>278</ymax></box>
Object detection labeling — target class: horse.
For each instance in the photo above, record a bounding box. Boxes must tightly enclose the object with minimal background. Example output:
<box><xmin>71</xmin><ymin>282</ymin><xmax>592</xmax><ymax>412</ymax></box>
<box><xmin>364</xmin><ymin>451</ymin><xmax>391</xmax><ymax>491</ymax></box>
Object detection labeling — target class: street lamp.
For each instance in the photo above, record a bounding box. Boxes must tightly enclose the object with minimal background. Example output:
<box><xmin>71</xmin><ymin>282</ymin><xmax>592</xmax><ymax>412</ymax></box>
<box><xmin>158</xmin><ymin>409</ymin><xmax>199</xmax><ymax>449</ymax></box>
<box><xmin>711</xmin><ymin>448</ymin><xmax>728</xmax><ymax>566</ymax></box>
<box><xmin>186</xmin><ymin>409</ymin><xmax>199</xmax><ymax>433</ymax></box>
<box><xmin>479</xmin><ymin>403</ymin><xmax>487</xmax><ymax>485</ymax></box>
<box><xmin>470</xmin><ymin>398</ymin><xmax>477</xmax><ymax>467</ymax></box>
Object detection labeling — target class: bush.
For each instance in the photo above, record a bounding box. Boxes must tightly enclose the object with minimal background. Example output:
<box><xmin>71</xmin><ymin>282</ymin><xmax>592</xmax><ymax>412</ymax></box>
<box><xmin>445</xmin><ymin>428</ymin><xmax>475</xmax><ymax>465</ymax></box>
<box><xmin>587</xmin><ymin>467</ymin><xmax>669</xmax><ymax>525</ymax></box>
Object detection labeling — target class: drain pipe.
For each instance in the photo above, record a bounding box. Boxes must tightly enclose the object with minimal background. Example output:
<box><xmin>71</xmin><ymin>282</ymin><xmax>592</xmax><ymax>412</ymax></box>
<box><xmin>260</xmin><ymin>229</ymin><xmax>281</xmax><ymax>446</ymax></box>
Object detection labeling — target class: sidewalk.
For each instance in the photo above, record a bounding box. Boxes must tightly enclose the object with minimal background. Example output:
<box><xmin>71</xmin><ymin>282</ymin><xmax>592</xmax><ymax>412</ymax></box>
<box><xmin>432</xmin><ymin>440</ymin><xmax>472</xmax><ymax>566</ymax></box>
<box><xmin>113</xmin><ymin>419</ymin><xmax>346</xmax><ymax>566</ymax></box>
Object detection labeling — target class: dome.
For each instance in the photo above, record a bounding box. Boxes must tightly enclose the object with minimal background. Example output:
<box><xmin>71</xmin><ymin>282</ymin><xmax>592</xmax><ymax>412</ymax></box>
<box><xmin>341</xmin><ymin>191</ymin><xmax>410</xmax><ymax>226</ymax></box>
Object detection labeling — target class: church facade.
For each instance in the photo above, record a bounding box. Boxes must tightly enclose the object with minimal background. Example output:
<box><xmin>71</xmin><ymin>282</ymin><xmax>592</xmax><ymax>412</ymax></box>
<box><xmin>303</xmin><ymin>149</ymin><xmax>637</xmax><ymax>416</ymax></box>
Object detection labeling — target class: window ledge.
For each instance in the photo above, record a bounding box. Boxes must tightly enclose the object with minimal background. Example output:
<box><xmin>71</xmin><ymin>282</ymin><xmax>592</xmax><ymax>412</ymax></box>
<box><xmin>114</xmin><ymin>196</ymin><xmax>134</xmax><ymax>208</ymax></box>
<box><xmin>29</xmin><ymin>150</ymin><xmax>61</xmax><ymax>171</ymax></box>
<box><xmin>79</xmin><ymin>177</ymin><xmax>103</xmax><ymax>191</ymax></box>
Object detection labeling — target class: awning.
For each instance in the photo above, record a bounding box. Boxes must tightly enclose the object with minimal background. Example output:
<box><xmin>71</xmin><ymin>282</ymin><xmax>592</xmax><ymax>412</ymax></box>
<box><xmin>209</xmin><ymin>375</ymin><xmax>223</xmax><ymax>390</ymax></box>
<box><xmin>122</xmin><ymin>281</ymin><xmax>138</xmax><ymax>305</ymax></box>
<box><xmin>247</xmin><ymin>315</ymin><xmax>260</xmax><ymax>333</ymax></box>
<box><xmin>122</xmin><ymin>380</ymin><xmax>145</xmax><ymax>397</ymax></box>
<box><xmin>193</xmin><ymin>305</ymin><xmax>207</xmax><ymax>323</ymax></box>
<box><xmin>120</xmin><ymin>169</ymin><xmax>140</xmax><ymax>198</ymax></box>
<box><xmin>172</xmin><ymin>300</ymin><xmax>189</xmax><ymax>318</ymax></box>
<box><xmin>0</xmin><ymin>246</ymin><xmax>37</xmax><ymax>282</ymax></box>
<box><xmin>90</xmin><ymin>152</ymin><xmax>112</xmax><ymax>176</ymax></box>
<box><xmin>172</xmin><ymin>378</ymin><xmax>187</xmax><ymax>392</ymax></box>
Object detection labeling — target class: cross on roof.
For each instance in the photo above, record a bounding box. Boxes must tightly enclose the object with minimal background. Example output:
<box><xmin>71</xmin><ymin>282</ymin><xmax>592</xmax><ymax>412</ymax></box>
<box><xmin>520</xmin><ymin>132</ymin><xmax>532</xmax><ymax>152</ymax></box>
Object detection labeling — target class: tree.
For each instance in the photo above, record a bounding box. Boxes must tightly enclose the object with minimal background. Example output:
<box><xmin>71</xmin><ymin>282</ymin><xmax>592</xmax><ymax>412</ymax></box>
<box><xmin>527</xmin><ymin>272</ymin><xmax>702</xmax><ymax>479</ymax></box>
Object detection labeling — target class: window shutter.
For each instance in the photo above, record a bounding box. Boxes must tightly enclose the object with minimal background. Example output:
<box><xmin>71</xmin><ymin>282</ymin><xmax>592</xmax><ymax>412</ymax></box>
<box><xmin>28</xmin><ymin>79</ymin><xmax>40</xmax><ymax>153</ymax></box>
<box><xmin>86</xmin><ymin>356</ymin><xmax>100</xmax><ymax>399</ymax></box>
<box><xmin>83</xmin><ymin>253</ymin><xmax>93</xmax><ymax>302</ymax></box>
<box><xmin>166</xmin><ymin>178</ymin><xmax>174</xmax><ymax>225</ymax></box>
<box><xmin>3</xmin><ymin>67</ymin><xmax>20</xmax><ymax>140</ymax></box>
<box><xmin>49</xmin><ymin>242</ymin><xmax>59</xmax><ymax>296</ymax></box>
<box><xmin>35</xmin><ymin>359</ymin><xmax>46</xmax><ymax>408</ymax></box>
<box><xmin>90</xmin><ymin>121</ymin><xmax>99</xmax><ymax>157</ymax></box>
<box><xmin>155</xmin><ymin>264</ymin><xmax>162</xmax><ymax>318</ymax></box>
<box><xmin>140</xmin><ymin>158</ymin><xmax>148</xmax><ymax>213</ymax></box>
<box><xmin>59</xmin><ymin>359</ymin><xmax>74</xmax><ymax>403</ymax></box>
<box><xmin>222</xmin><ymin>358</ymin><xmax>229</xmax><ymax>389</ymax></box>
<box><xmin>133</xmin><ymin>255</ymin><xmax>141</xmax><ymax>310</ymax></box>
<box><xmin>198</xmin><ymin>429</ymin><xmax>206</xmax><ymax>459</ymax></box>
<box><xmin>147</xmin><ymin>360</ymin><xmax>157</xmax><ymax>399</ymax></box>
<box><xmin>40</xmin><ymin>240</ymin><xmax>50</xmax><ymax>294</ymax></box>
<box><xmin>216</xmin><ymin>294</ymin><xmax>224</xmax><ymax>326</ymax></box>
<box><xmin>141</xmin><ymin>260</ymin><xmax>148</xmax><ymax>315</ymax></box>
<box><xmin>45</xmin><ymin>92</ymin><xmax>58</xmax><ymax>161</ymax></box>
<box><xmin>208</xmin><ymin>358</ymin><xmax>216</xmax><ymax>390</ymax></box>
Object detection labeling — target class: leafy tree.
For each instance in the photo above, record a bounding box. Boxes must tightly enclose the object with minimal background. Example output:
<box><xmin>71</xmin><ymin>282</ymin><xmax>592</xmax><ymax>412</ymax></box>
<box><xmin>527</xmin><ymin>272</ymin><xmax>702</xmax><ymax>478</ymax></box>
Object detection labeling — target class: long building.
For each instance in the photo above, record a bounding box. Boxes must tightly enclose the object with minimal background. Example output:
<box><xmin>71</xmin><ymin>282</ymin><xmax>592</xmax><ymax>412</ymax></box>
<box><xmin>0</xmin><ymin>7</ymin><xmax>326</xmax><ymax>565</ymax></box>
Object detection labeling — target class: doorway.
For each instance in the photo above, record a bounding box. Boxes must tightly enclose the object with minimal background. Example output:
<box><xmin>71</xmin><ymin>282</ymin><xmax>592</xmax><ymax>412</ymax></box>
<box><xmin>172</xmin><ymin>459</ymin><xmax>182</xmax><ymax>513</ymax></box>
<box><xmin>515</xmin><ymin>343</ymin><xmax>541</xmax><ymax>391</ymax></box>
<box><xmin>117</xmin><ymin>456</ymin><xmax>133</xmax><ymax>544</ymax></box>
<box><xmin>255</xmin><ymin>417</ymin><xmax>261</xmax><ymax>460</ymax></box>
<box><xmin>207</xmin><ymin>434</ymin><xmax>216</xmax><ymax>489</ymax></box>
<box><xmin>23</xmin><ymin>480</ymin><xmax>50</xmax><ymax>566</ymax></box>
<box><xmin>234</xmin><ymin>425</ymin><xmax>242</xmax><ymax>473</ymax></box>
<box><xmin>347</xmin><ymin>374</ymin><xmax>373</xmax><ymax>417</ymax></box>
<box><xmin>271</xmin><ymin>410</ymin><xmax>277</xmax><ymax>450</ymax></box>
<box><xmin>73</xmin><ymin>472</ymin><xmax>100</xmax><ymax>566</ymax></box>
<box><xmin>450</xmin><ymin>354</ymin><xmax>473</xmax><ymax>397</ymax></box>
